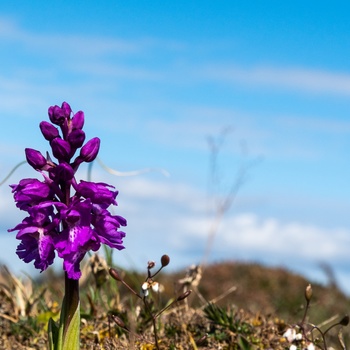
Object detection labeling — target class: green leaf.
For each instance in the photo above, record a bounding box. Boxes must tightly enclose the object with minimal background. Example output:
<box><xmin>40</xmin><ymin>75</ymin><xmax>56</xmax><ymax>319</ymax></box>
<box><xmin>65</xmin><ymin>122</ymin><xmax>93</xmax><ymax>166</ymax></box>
<box><xmin>38</xmin><ymin>311</ymin><xmax>60</xmax><ymax>325</ymax></box>
<box><xmin>62</xmin><ymin>301</ymin><xmax>80</xmax><ymax>350</ymax></box>
<box><xmin>48</xmin><ymin>317</ymin><xmax>60</xmax><ymax>350</ymax></box>
<box><xmin>48</xmin><ymin>296</ymin><xmax>80</xmax><ymax>350</ymax></box>
<box><xmin>238</xmin><ymin>335</ymin><xmax>253</xmax><ymax>350</ymax></box>
<box><xmin>56</xmin><ymin>296</ymin><xmax>67</xmax><ymax>350</ymax></box>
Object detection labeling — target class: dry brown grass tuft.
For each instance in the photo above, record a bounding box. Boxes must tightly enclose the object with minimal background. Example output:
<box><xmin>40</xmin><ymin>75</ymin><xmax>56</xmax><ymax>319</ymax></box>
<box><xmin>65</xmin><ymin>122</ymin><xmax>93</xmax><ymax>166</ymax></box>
<box><xmin>0</xmin><ymin>259</ymin><xmax>349</xmax><ymax>349</ymax></box>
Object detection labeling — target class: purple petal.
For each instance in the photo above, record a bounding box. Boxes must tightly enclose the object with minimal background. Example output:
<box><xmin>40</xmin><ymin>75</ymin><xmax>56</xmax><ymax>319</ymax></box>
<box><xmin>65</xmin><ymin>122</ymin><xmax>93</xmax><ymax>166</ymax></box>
<box><xmin>16</xmin><ymin>233</ymin><xmax>55</xmax><ymax>272</ymax></box>
<box><xmin>55</xmin><ymin>225</ymin><xmax>100</xmax><ymax>280</ymax></box>
<box><xmin>37</xmin><ymin>233</ymin><xmax>55</xmax><ymax>269</ymax></box>
<box><xmin>92</xmin><ymin>210</ymin><xmax>126</xmax><ymax>249</ymax></box>
<box><xmin>77</xmin><ymin>181</ymin><xmax>117</xmax><ymax>207</ymax></box>
<box><xmin>63</xmin><ymin>252</ymin><xmax>85</xmax><ymax>279</ymax></box>
<box><xmin>10</xmin><ymin>179</ymin><xmax>54</xmax><ymax>210</ymax></box>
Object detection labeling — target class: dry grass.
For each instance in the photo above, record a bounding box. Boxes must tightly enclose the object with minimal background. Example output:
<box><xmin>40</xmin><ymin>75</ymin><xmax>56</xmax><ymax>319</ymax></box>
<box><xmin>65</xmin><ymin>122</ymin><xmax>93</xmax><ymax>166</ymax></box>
<box><xmin>0</xmin><ymin>257</ymin><xmax>349</xmax><ymax>349</ymax></box>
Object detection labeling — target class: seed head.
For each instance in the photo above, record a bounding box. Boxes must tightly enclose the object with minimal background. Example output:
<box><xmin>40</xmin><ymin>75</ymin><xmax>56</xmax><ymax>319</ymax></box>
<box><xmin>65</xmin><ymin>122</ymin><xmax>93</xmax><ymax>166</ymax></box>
<box><xmin>340</xmin><ymin>315</ymin><xmax>349</xmax><ymax>326</ymax></box>
<box><xmin>161</xmin><ymin>254</ymin><xmax>170</xmax><ymax>268</ymax></box>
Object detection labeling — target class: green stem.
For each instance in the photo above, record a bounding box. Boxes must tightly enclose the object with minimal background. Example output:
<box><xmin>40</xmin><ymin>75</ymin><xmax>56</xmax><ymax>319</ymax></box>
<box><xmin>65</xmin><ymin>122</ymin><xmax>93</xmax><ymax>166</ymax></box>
<box><xmin>63</xmin><ymin>273</ymin><xmax>80</xmax><ymax>336</ymax></box>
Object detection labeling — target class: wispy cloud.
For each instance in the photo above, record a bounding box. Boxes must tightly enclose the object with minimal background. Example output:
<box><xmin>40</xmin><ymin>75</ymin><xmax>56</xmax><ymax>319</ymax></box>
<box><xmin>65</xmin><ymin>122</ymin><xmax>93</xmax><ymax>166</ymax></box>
<box><xmin>219</xmin><ymin>214</ymin><xmax>349</xmax><ymax>261</ymax></box>
<box><xmin>111</xmin><ymin>177</ymin><xmax>350</xmax><ymax>292</ymax></box>
<box><xmin>278</xmin><ymin>116</ymin><xmax>350</xmax><ymax>134</ymax></box>
<box><xmin>108</xmin><ymin>177</ymin><xmax>350</xmax><ymax>281</ymax></box>
<box><xmin>70</xmin><ymin>62</ymin><xmax>164</xmax><ymax>81</ymax></box>
<box><xmin>3</xmin><ymin>15</ymin><xmax>350</xmax><ymax>100</ymax></box>
<box><xmin>197</xmin><ymin>64</ymin><xmax>350</xmax><ymax>96</ymax></box>
<box><xmin>0</xmin><ymin>17</ymin><xmax>142</xmax><ymax>56</ymax></box>
<box><xmin>0</xmin><ymin>16</ymin><xmax>185</xmax><ymax>59</ymax></box>
<box><xmin>1</xmin><ymin>171</ymin><xmax>350</xmax><ymax>290</ymax></box>
<box><xmin>4</xmin><ymin>13</ymin><xmax>350</xmax><ymax>119</ymax></box>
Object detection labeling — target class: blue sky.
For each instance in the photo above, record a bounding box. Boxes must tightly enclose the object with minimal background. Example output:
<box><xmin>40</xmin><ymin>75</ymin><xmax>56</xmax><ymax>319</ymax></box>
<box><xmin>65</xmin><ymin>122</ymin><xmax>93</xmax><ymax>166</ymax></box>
<box><xmin>2</xmin><ymin>1</ymin><xmax>350</xmax><ymax>293</ymax></box>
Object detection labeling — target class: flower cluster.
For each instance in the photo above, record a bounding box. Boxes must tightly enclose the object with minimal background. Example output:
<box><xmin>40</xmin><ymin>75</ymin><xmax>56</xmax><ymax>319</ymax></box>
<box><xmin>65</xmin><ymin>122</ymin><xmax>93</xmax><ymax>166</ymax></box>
<box><xmin>8</xmin><ymin>102</ymin><xmax>126</xmax><ymax>279</ymax></box>
<box><xmin>283</xmin><ymin>327</ymin><xmax>315</xmax><ymax>350</ymax></box>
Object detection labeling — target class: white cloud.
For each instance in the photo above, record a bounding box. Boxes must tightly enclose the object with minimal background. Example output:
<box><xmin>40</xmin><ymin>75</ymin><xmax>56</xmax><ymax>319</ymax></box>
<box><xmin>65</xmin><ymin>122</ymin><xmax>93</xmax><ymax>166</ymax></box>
<box><xmin>219</xmin><ymin>214</ymin><xmax>348</xmax><ymax>261</ymax></box>
<box><xmin>1</xmin><ymin>173</ymin><xmax>350</xmax><ymax>291</ymax></box>
<box><xmin>197</xmin><ymin>64</ymin><xmax>350</xmax><ymax>96</ymax></box>
<box><xmin>0</xmin><ymin>16</ymin><xmax>185</xmax><ymax>60</ymax></box>
<box><xmin>119</xmin><ymin>178</ymin><xmax>350</xmax><ymax>287</ymax></box>
<box><xmin>114</xmin><ymin>177</ymin><xmax>350</xmax><ymax>271</ymax></box>
<box><xmin>0</xmin><ymin>17</ymin><xmax>141</xmax><ymax>57</ymax></box>
<box><xmin>3</xmin><ymin>14</ymin><xmax>350</xmax><ymax>101</ymax></box>
<box><xmin>70</xmin><ymin>62</ymin><xmax>164</xmax><ymax>81</ymax></box>
<box><xmin>278</xmin><ymin>116</ymin><xmax>350</xmax><ymax>134</ymax></box>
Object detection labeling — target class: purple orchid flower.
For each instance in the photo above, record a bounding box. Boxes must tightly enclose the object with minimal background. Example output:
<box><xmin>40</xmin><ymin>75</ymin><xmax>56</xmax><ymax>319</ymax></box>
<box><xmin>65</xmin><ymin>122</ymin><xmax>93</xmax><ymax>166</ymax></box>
<box><xmin>8</xmin><ymin>102</ymin><xmax>127</xmax><ymax>280</ymax></box>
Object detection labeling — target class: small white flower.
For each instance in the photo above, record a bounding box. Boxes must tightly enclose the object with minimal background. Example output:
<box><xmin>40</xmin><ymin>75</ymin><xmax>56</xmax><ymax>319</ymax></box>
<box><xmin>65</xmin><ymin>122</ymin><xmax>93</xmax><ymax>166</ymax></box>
<box><xmin>140</xmin><ymin>279</ymin><xmax>163</xmax><ymax>296</ymax></box>
<box><xmin>283</xmin><ymin>328</ymin><xmax>296</xmax><ymax>342</ymax></box>
<box><xmin>290</xmin><ymin>345</ymin><xmax>297</xmax><ymax>350</ymax></box>
<box><xmin>141</xmin><ymin>282</ymin><xmax>149</xmax><ymax>297</ymax></box>
<box><xmin>295</xmin><ymin>332</ymin><xmax>303</xmax><ymax>341</ymax></box>
<box><xmin>151</xmin><ymin>281</ymin><xmax>160</xmax><ymax>292</ymax></box>
<box><xmin>135</xmin><ymin>305</ymin><xmax>141</xmax><ymax>317</ymax></box>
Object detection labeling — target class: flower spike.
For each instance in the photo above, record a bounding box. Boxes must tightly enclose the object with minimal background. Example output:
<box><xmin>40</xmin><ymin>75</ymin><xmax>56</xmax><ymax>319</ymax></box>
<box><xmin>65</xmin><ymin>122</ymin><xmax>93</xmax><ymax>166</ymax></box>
<box><xmin>8</xmin><ymin>101</ymin><xmax>126</xmax><ymax>280</ymax></box>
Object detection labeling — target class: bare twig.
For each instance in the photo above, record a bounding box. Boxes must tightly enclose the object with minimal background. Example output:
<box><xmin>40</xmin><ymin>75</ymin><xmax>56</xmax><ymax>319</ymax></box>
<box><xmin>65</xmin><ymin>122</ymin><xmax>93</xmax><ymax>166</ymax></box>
<box><xmin>0</xmin><ymin>161</ymin><xmax>27</xmax><ymax>186</ymax></box>
<box><xmin>202</xmin><ymin>127</ymin><xmax>259</xmax><ymax>267</ymax></box>
<box><xmin>87</xmin><ymin>157</ymin><xmax>169</xmax><ymax>182</ymax></box>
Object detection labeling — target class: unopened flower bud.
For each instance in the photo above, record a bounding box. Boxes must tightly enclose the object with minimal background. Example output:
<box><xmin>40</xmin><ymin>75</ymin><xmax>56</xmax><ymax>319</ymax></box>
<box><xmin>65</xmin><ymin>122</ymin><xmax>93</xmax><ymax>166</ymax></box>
<box><xmin>176</xmin><ymin>290</ymin><xmax>192</xmax><ymax>301</ymax></box>
<box><xmin>161</xmin><ymin>254</ymin><xmax>170</xmax><ymax>267</ymax></box>
<box><xmin>61</xmin><ymin>102</ymin><xmax>72</xmax><ymax>117</ymax></box>
<box><xmin>48</xmin><ymin>102</ymin><xmax>71</xmax><ymax>125</ymax></box>
<box><xmin>305</xmin><ymin>284</ymin><xmax>313</xmax><ymax>302</ymax></box>
<box><xmin>111</xmin><ymin>315</ymin><xmax>126</xmax><ymax>328</ymax></box>
<box><xmin>51</xmin><ymin>138</ymin><xmax>71</xmax><ymax>161</ymax></box>
<box><xmin>25</xmin><ymin>148</ymin><xmax>47</xmax><ymax>170</ymax></box>
<box><xmin>51</xmin><ymin>162</ymin><xmax>75</xmax><ymax>181</ymax></box>
<box><xmin>68</xmin><ymin>129</ymin><xmax>86</xmax><ymax>149</ymax></box>
<box><xmin>109</xmin><ymin>267</ymin><xmax>123</xmax><ymax>281</ymax></box>
<box><xmin>196</xmin><ymin>334</ymin><xmax>208</xmax><ymax>346</ymax></box>
<box><xmin>79</xmin><ymin>137</ymin><xmax>100</xmax><ymax>162</ymax></box>
<box><xmin>40</xmin><ymin>121</ymin><xmax>59</xmax><ymax>141</ymax></box>
<box><xmin>71</xmin><ymin>111</ymin><xmax>85</xmax><ymax>130</ymax></box>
